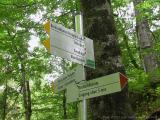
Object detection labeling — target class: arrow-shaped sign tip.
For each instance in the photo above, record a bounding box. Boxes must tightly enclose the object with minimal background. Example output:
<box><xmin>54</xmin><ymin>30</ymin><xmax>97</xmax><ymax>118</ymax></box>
<box><xmin>43</xmin><ymin>38</ymin><xmax>51</xmax><ymax>52</ymax></box>
<box><xmin>44</xmin><ymin>21</ymin><xmax>50</xmax><ymax>34</ymax></box>
<box><xmin>120</xmin><ymin>73</ymin><xmax>128</xmax><ymax>89</ymax></box>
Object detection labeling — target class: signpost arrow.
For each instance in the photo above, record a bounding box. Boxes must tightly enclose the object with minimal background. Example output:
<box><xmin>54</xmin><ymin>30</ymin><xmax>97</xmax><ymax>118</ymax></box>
<box><xmin>66</xmin><ymin>72</ymin><xmax>127</xmax><ymax>103</ymax></box>
<box><xmin>43</xmin><ymin>21</ymin><xmax>95</xmax><ymax>69</ymax></box>
<box><xmin>43</xmin><ymin>21</ymin><xmax>51</xmax><ymax>52</ymax></box>
<box><xmin>52</xmin><ymin>65</ymin><xmax>85</xmax><ymax>93</ymax></box>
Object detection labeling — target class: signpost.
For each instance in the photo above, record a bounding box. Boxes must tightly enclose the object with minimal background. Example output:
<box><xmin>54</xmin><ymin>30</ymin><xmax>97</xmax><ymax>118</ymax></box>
<box><xmin>42</xmin><ymin>12</ymin><xmax>128</xmax><ymax>120</ymax></box>
<box><xmin>75</xmin><ymin>13</ymin><xmax>87</xmax><ymax>120</ymax></box>
<box><xmin>52</xmin><ymin>65</ymin><xmax>85</xmax><ymax>93</ymax></box>
<box><xmin>66</xmin><ymin>72</ymin><xmax>127</xmax><ymax>103</ymax></box>
<box><xmin>45</xmin><ymin>13</ymin><xmax>88</xmax><ymax>120</ymax></box>
<box><xmin>43</xmin><ymin>21</ymin><xmax>95</xmax><ymax>69</ymax></box>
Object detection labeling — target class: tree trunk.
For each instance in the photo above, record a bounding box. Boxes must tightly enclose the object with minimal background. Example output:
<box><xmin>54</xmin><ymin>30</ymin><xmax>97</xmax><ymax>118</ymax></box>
<box><xmin>63</xmin><ymin>91</ymin><xmax>67</xmax><ymax>119</ymax></box>
<box><xmin>26</xmin><ymin>80</ymin><xmax>32</xmax><ymax>119</ymax></box>
<box><xmin>133</xmin><ymin>0</ymin><xmax>159</xmax><ymax>87</ymax></box>
<box><xmin>2</xmin><ymin>82</ymin><xmax>8</xmax><ymax>120</ymax></box>
<box><xmin>3</xmin><ymin>57</ymin><xmax>11</xmax><ymax>120</ymax></box>
<box><xmin>80</xmin><ymin>0</ymin><xmax>135</xmax><ymax>119</ymax></box>
<box><xmin>21</xmin><ymin>64</ymin><xmax>32</xmax><ymax>120</ymax></box>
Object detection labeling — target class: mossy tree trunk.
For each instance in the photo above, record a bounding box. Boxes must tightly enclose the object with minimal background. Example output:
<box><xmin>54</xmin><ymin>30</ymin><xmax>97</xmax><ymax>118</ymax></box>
<box><xmin>133</xmin><ymin>0</ymin><xmax>159</xmax><ymax>87</ymax></box>
<box><xmin>80</xmin><ymin>0</ymin><xmax>135</xmax><ymax>119</ymax></box>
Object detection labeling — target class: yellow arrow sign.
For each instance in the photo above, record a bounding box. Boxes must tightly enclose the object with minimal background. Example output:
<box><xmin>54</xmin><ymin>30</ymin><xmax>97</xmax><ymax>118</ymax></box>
<box><xmin>42</xmin><ymin>38</ymin><xmax>51</xmax><ymax>52</ymax></box>
<box><xmin>44</xmin><ymin>21</ymin><xmax>50</xmax><ymax>34</ymax></box>
<box><xmin>43</xmin><ymin>21</ymin><xmax>51</xmax><ymax>52</ymax></box>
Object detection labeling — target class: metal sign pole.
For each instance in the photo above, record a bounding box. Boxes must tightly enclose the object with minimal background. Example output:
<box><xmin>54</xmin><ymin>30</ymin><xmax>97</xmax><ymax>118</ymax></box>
<box><xmin>83</xmin><ymin>98</ymin><xmax>87</xmax><ymax>120</ymax></box>
<box><xmin>75</xmin><ymin>12</ymin><xmax>87</xmax><ymax>120</ymax></box>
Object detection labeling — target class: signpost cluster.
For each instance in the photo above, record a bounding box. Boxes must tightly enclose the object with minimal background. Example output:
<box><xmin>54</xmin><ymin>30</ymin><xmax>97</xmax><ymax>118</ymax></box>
<box><xmin>43</xmin><ymin>20</ymin><xmax>95</xmax><ymax>69</ymax></box>
<box><xmin>43</xmin><ymin>13</ymin><xmax>128</xmax><ymax>120</ymax></box>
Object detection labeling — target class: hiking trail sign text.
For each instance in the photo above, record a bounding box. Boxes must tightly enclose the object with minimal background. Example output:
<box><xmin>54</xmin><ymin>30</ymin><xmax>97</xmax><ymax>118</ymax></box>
<box><xmin>52</xmin><ymin>65</ymin><xmax>85</xmax><ymax>93</ymax></box>
<box><xmin>43</xmin><ymin>21</ymin><xmax>95</xmax><ymax>69</ymax></box>
<box><xmin>66</xmin><ymin>72</ymin><xmax>128</xmax><ymax>103</ymax></box>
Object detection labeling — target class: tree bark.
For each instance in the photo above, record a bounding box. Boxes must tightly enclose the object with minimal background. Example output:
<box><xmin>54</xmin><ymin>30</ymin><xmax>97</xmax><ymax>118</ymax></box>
<box><xmin>80</xmin><ymin>0</ymin><xmax>135</xmax><ymax>119</ymax></box>
<box><xmin>2</xmin><ymin>81</ymin><xmax>8</xmax><ymax>120</ymax></box>
<box><xmin>2</xmin><ymin>59</ymin><xmax>9</xmax><ymax>120</ymax></box>
<box><xmin>21</xmin><ymin>63</ymin><xmax>32</xmax><ymax>120</ymax></box>
<box><xmin>26</xmin><ymin>80</ymin><xmax>32</xmax><ymax>119</ymax></box>
<box><xmin>63</xmin><ymin>91</ymin><xmax>67</xmax><ymax>119</ymax></box>
<box><xmin>133</xmin><ymin>0</ymin><xmax>159</xmax><ymax>86</ymax></box>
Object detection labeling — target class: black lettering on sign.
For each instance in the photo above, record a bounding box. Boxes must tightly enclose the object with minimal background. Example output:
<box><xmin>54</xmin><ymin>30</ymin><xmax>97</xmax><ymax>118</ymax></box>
<box><xmin>71</xmin><ymin>55</ymin><xmax>85</xmax><ymax>63</ymax></box>
<box><xmin>74</xmin><ymin>49</ymin><xmax>85</xmax><ymax>56</ymax></box>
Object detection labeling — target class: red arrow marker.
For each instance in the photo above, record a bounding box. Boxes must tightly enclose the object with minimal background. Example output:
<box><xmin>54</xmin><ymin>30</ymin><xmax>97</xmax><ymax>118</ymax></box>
<box><xmin>120</xmin><ymin>73</ymin><xmax>128</xmax><ymax>89</ymax></box>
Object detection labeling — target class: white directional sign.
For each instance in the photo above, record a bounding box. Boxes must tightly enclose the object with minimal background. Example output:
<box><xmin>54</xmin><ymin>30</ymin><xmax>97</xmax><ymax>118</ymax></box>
<box><xmin>66</xmin><ymin>72</ymin><xmax>128</xmax><ymax>103</ymax></box>
<box><xmin>52</xmin><ymin>65</ymin><xmax>85</xmax><ymax>93</ymax></box>
<box><xmin>43</xmin><ymin>21</ymin><xmax>95</xmax><ymax>69</ymax></box>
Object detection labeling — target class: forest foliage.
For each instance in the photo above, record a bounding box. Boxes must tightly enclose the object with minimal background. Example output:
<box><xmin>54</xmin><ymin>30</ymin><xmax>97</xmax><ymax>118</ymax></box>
<box><xmin>0</xmin><ymin>0</ymin><xmax>160</xmax><ymax>120</ymax></box>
